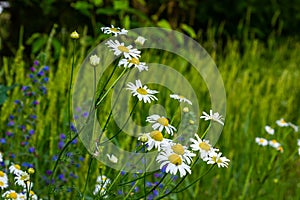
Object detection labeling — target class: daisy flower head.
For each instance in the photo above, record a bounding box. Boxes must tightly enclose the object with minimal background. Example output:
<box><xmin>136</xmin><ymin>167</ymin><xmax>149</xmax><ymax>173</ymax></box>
<box><xmin>96</xmin><ymin>175</ymin><xmax>111</xmax><ymax>188</ymax></box>
<box><xmin>288</xmin><ymin>122</ymin><xmax>298</xmax><ymax>132</ymax></box>
<box><xmin>200</xmin><ymin>110</ymin><xmax>224</xmax><ymax>125</ymax></box>
<box><xmin>204</xmin><ymin>152</ymin><xmax>230</xmax><ymax>168</ymax></box>
<box><xmin>0</xmin><ymin>152</ymin><xmax>2</xmax><ymax>162</ymax></box>
<box><xmin>2</xmin><ymin>190</ymin><xmax>18</xmax><ymax>199</ymax></box>
<box><xmin>105</xmin><ymin>40</ymin><xmax>141</xmax><ymax>59</ymax></box>
<box><xmin>156</xmin><ymin>150</ymin><xmax>191</xmax><ymax>178</ymax></box>
<box><xmin>90</xmin><ymin>54</ymin><xmax>100</xmax><ymax>66</ymax></box>
<box><xmin>145</xmin><ymin>130</ymin><xmax>171</xmax><ymax>151</ymax></box>
<box><xmin>276</xmin><ymin>118</ymin><xmax>289</xmax><ymax>127</ymax></box>
<box><xmin>126</xmin><ymin>80</ymin><xmax>158</xmax><ymax>103</ymax></box>
<box><xmin>118</xmin><ymin>58</ymin><xmax>148</xmax><ymax>72</ymax></box>
<box><xmin>138</xmin><ymin>133</ymin><xmax>149</xmax><ymax>143</ymax></box>
<box><xmin>9</xmin><ymin>163</ymin><xmax>23</xmax><ymax>175</ymax></box>
<box><xmin>255</xmin><ymin>137</ymin><xmax>268</xmax><ymax>146</ymax></box>
<box><xmin>101</xmin><ymin>25</ymin><xmax>128</xmax><ymax>36</ymax></box>
<box><xmin>146</xmin><ymin>114</ymin><xmax>176</xmax><ymax>135</ymax></box>
<box><xmin>14</xmin><ymin>171</ymin><xmax>30</xmax><ymax>188</ymax></box>
<box><xmin>161</xmin><ymin>142</ymin><xmax>196</xmax><ymax>164</ymax></box>
<box><xmin>135</xmin><ymin>36</ymin><xmax>147</xmax><ymax>45</ymax></box>
<box><xmin>170</xmin><ymin>94</ymin><xmax>192</xmax><ymax>105</ymax></box>
<box><xmin>190</xmin><ymin>134</ymin><xmax>219</xmax><ymax>160</ymax></box>
<box><xmin>297</xmin><ymin>139</ymin><xmax>300</xmax><ymax>146</ymax></box>
<box><xmin>0</xmin><ymin>171</ymin><xmax>8</xmax><ymax>190</ymax></box>
<box><xmin>269</xmin><ymin>139</ymin><xmax>281</xmax><ymax>149</ymax></box>
<box><xmin>265</xmin><ymin>125</ymin><xmax>274</xmax><ymax>135</ymax></box>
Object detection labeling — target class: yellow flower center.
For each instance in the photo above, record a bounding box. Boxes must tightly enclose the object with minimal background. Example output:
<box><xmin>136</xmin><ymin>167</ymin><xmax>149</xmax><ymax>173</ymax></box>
<box><xmin>136</xmin><ymin>88</ymin><xmax>148</xmax><ymax>95</ymax></box>
<box><xmin>277</xmin><ymin>146</ymin><xmax>283</xmax><ymax>152</ymax></box>
<box><xmin>110</xmin><ymin>28</ymin><xmax>119</xmax><ymax>33</ymax></box>
<box><xmin>0</xmin><ymin>181</ymin><xmax>4</xmax><ymax>186</ymax></box>
<box><xmin>139</xmin><ymin>134</ymin><xmax>148</xmax><ymax>143</ymax></box>
<box><xmin>15</xmin><ymin>164</ymin><xmax>21</xmax><ymax>170</ymax></box>
<box><xmin>171</xmin><ymin>144</ymin><xmax>185</xmax><ymax>155</ymax></box>
<box><xmin>8</xmin><ymin>192</ymin><xmax>18</xmax><ymax>199</ymax></box>
<box><xmin>157</xmin><ymin>117</ymin><xmax>169</xmax><ymax>126</ymax></box>
<box><xmin>168</xmin><ymin>154</ymin><xmax>182</xmax><ymax>166</ymax></box>
<box><xmin>130</xmin><ymin>58</ymin><xmax>140</xmax><ymax>65</ymax></box>
<box><xmin>259</xmin><ymin>139</ymin><xmax>265</xmax><ymax>143</ymax></box>
<box><xmin>179</xmin><ymin>95</ymin><xmax>185</xmax><ymax>99</ymax></box>
<box><xmin>118</xmin><ymin>45</ymin><xmax>129</xmax><ymax>53</ymax></box>
<box><xmin>280</xmin><ymin>119</ymin><xmax>286</xmax><ymax>123</ymax></box>
<box><xmin>150</xmin><ymin>130</ymin><xmax>163</xmax><ymax>141</ymax></box>
<box><xmin>0</xmin><ymin>171</ymin><xmax>5</xmax><ymax>177</ymax></box>
<box><xmin>199</xmin><ymin>142</ymin><xmax>210</xmax><ymax>151</ymax></box>
<box><xmin>271</xmin><ymin>139</ymin><xmax>277</xmax><ymax>144</ymax></box>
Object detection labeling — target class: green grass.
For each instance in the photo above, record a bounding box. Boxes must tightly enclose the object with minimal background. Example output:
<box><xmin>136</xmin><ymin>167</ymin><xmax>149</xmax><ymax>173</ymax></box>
<box><xmin>0</xmin><ymin>27</ymin><xmax>299</xmax><ymax>199</ymax></box>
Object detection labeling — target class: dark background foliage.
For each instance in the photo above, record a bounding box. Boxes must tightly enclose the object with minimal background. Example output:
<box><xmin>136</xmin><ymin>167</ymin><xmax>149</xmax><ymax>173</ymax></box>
<box><xmin>1</xmin><ymin>0</ymin><xmax>299</xmax><ymax>57</ymax></box>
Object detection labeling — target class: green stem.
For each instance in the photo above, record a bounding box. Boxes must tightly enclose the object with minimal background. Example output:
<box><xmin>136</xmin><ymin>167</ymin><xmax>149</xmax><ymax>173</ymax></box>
<box><xmin>68</xmin><ymin>39</ymin><xmax>76</xmax><ymax>139</ymax></box>
<box><xmin>201</xmin><ymin>123</ymin><xmax>211</xmax><ymax>139</ymax></box>
<box><xmin>81</xmin><ymin>156</ymin><xmax>94</xmax><ymax>199</ymax></box>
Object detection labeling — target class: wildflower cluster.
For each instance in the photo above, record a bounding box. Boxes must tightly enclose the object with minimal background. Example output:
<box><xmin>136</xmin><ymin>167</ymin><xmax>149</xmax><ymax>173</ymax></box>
<box><xmin>99</xmin><ymin>25</ymin><xmax>230</xmax><ymax>179</ymax></box>
<box><xmin>255</xmin><ymin>118</ymin><xmax>298</xmax><ymax>153</ymax></box>
<box><xmin>0</xmin><ymin>153</ymin><xmax>40</xmax><ymax>199</ymax></box>
<box><xmin>2</xmin><ymin>60</ymin><xmax>48</xmax><ymax>166</ymax></box>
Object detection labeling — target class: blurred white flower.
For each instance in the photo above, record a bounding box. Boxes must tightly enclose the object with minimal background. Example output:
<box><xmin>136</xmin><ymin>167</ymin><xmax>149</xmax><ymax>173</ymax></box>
<box><xmin>288</xmin><ymin>122</ymin><xmax>298</xmax><ymax>132</ymax></box>
<box><xmin>135</xmin><ymin>36</ymin><xmax>147</xmax><ymax>45</ymax></box>
<box><xmin>204</xmin><ymin>152</ymin><xmax>230</xmax><ymax>168</ymax></box>
<box><xmin>170</xmin><ymin>94</ymin><xmax>192</xmax><ymax>105</ymax></box>
<box><xmin>190</xmin><ymin>134</ymin><xmax>219</xmax><ymax>159</ymax></box>
<box><xmin>106</xmin><ymin>154</ymin><xmax>118</xmax><ymax>163</ymax></box>
<box><xmin>90</xmin><ymin>54</ymin><xmax>100</xmax><ymax>66</ymax></box>
<box><xmin>276</xmin><ymin>118</ymin><xmax>289</xmax><ymax>127</ymax></box>
<box><xmin>255</xmin><ymin>137</ymin><xmax>268</xmax><ymax>146</ymax></box>
<box><xmin>265</xmin><ymin>125</ymin><xmax>275</xmax><ymax>135</ymax></box>
<box><xmin>269</xmin><ymin>139</ymin><xmax>281</xmax><ymax>149</ymax></box>
<box><xmin>118</xmin><ymin>58</ymin><xmax>148</xmax><ymax>72</ymax></box>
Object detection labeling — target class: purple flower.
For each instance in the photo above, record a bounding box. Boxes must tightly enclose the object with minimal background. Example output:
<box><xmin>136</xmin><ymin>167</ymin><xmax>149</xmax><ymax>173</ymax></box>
<box><xmin>29</xmin><ymin>130</ymin><xmax>35</xmax><ymax>135</ymax></box>
<box><xmin>37</xmin><ymin>70</ymin><xmax>44</xmax><ymax>77</ymax></box>
<box><xmin>43</xmin><ymin>77</ymin><xmax>49</xmax><ymax>83</ymax></box>
<box><xmin>28</xmin><ymin>147</ymin><xmax>35</xmax><ymax>153</ymax></box>
<box><xmin>30</xmin><ymin>67</ymin><xmax>36</xmax><ymax>72</ymax></box>
<box><xmin>82</xmin><ymin>112</ymin><xmax>89</xmax><ymax>118</ymax></box>
<box><xmin>32</xmin><ymin>100</ymin><xmax>39</xmax><ymax>105</ymax></box>
<box><xmin>34</xmin><ymin>60</ymin><xmax>39</xmax><ymax>66</ymax></box>
<box><xmin>29</xmin><ymin>74</ymin><xmax>34</xmax><ymax>79</ymax></box>
<box><xmin>7</xmin><ymin>120</ymin><xmax>14</xmax><ymax>127</ymax></box>
<box><xmin>58</xmin><ymin>141</ymin><xmax>64</xmax><ymax>150</ymax></box>
<box><xmin>0</xmin><ymin>138</ymin><xmax>6</xmax><ymax>144</ymax></box>
<box><xmin>70</xmin><ymin>123</ymin><xmax>77</xmax><ymax>133</ymax></box>
<box><xmin>52</xmin><ymin>155</ymin><xmax>58</xmax><ymax>161</ymax></box>
<box><xmin>22</xmin><ymin>162</ymin><xmax>34</xmax><ymax>168</ymax></box>
<box><xmin>58</xmin><ymin>173</ymin><xmax>66</xmax><ymax>181</ymax></box>
<box><xmin>71</xmin><ymin>138</ymin><xmax>78</xmax><ymax>144</ymax></box>
<box><xmin>46</xmin><ymin>170</ymin><xmax>53</xmax><ymax>176</ymax></box>
<box><xmin>60</xmin><ymin>134</ymin><xmax>66</xmax><ymax>140</ymax></box>
<box><xmin>6</xmin><ymin>131</ymin><xmax>14</xmax><ymax>137</ymax></box>
<box><xmin>43</xmin><ymin>66</ymin><xmax>49</xmax><ymax>71</ymax></box>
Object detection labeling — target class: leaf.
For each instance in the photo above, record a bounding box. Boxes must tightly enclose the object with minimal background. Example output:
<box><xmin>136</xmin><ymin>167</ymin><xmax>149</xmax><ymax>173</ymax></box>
<box><xmin>180</xmin><ymin>23</ymin><xmax>196</xmax><ymax>38</ymax></box>
<box><xmin>113</xmin><ymin>0</ymin><xmax>129</xmax><ymax>10</ymax></box>
<box><xmin>157</xmin><ymin>19</ymin><xmax>172</xmax><ymax>29</ymax></box>
<box><xmin>71</xmin><ymin>1</ymin><xmax>93</xmax><ymax>17</ymax></box>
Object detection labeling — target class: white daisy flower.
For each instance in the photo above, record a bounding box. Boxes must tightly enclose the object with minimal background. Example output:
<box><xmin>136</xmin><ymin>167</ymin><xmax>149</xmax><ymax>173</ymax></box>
<box><xmin>145</xmin><ymin>130</ymin><xmax>171</xmax><ymax>151</ymax></box>
<box><xmin>200</xmin><ymin>110</ymin><xmax>224</xmax><ymax>125</ymax></box>
<box><xmin>276</xmin><ymin>118</ymin><xmax>289</xmax><ymax>127</ymax></box>
<box><xmin>161</xmin><ymin>142</ymin><xmax>196</xmax><ymax>164</ymax></box>
<box><xmin>106</xmin><ymin>40</ymin><xmax>141</xmax><ymax>59</ymax></box>
<box><xmin>101</xmin><ymin>25</ymin><xmax>128</xmax><ymax>36</ymax></box>
<box><xmin>265</xmin><ymin>125</ymin><xmax>274</xmax><ymax>135</ymax></box>
<box><xmin>277</xmin><ymin>146</ymin><xmax>284</xmax><ymax>153</ymax></box>
<box><xmin>204</xmin><ymin>152</ymin><xmax>230</xmax><ymax>168</ymax></box>
<box><xmin>298</xmin><ymin>148</ymin><xmax>300</xmax><ymax>156</ymax></box>
<box><xmin>170</xmin><ymin>94</ymin><xmax>192</xmax><ymax>105</ymax></box>
<box><xmin>0</xmin><ymin>152</ymin><xmax>3</xmax><ymax>162</ymax></box>
<box><xmin>96</xmin><ymin>175</ymin><xmax>111</xmax><ymax>188</ymax></box>
<box><xmin>255</xmin><ymin>137</ymin><xmax>268</xmax><ymax>146</ymax></box>
<box><xmin>90</xmin><ymin>54</ymin><xmax>100</xmax><ymax>66</ymax></box>
<box><xmin>146</xmin><ymin>114</ymin><xmax>176</xmax><ymax>135</ymax></box>
<box><xmin>106</xmin><ymin>154</ymin><xmax>118</xmax><ymax>163</ymax></box>
<box><xmin>135</xmin><ymin>36</ymin><xmax>147</xmax><ymax>45</ymax></box>
<box><xmin>93</xmin><ymin>185</ymin><xmax>108</xmax><ymax>196</ymax></box>
<box><xmin>297</xmin><ymin>139</ymin><xmax>300</xmax><ymax>146</ymax></box>
<box><xmin>126</xmin><ymin>80</ymin><xmax>158</xmax><ymax>103</ymax></box>
<box><xmin>190</xmin><ymin>134</ymin><xmax>219</xmax><ymax>159</ymax></box>
<box><xmin>288</xmin><ymin>122</ymin><xmax>298</xmax><ymax>132</ymax></box>
<box><xmin>14</xmin><ymin>171</ymin><xmax>30</xmax><ymax>188</ymax></box>
<box><xmin>138</xmin><ymin>133</ymin><xmax>149</xmax><ymax>143</ymax></box>
<box><xmin>9</xmin><ymin>163</ymin><xmax>23</xmax><ymax>175</ymax></box>
<box><xmin>269</xmin><ymin>139</ymin><xmax>281</xmax><ymax>149</ymax></box>
<box><xmin>156</xmin><ymin>150</ymin><xmax>191</xmax><ymax>178</ymax></box>
<box><xmin>0</xmin><ymin>171</ymin><xmax>8</xmax><ymax>190</ymax></box>
<box><xmin>2</xmin><ymin>190</ymin><xmax>19</xmax><ymax>199</ymax></box>
<box><xmin>118</xmin><ymin>58</ymin><xmax>148</xmax><ymax>72</ymax></box>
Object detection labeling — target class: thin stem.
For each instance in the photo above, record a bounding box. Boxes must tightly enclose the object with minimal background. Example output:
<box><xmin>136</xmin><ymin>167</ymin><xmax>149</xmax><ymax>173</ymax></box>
<box><xmin>201</xmin><ymin>123</ymin><xmax>211</xmax><ymax>139</ymax></box>
<box><xmin>68</xmin><ymin>39</ymin><xmax>76</xmax><ymax>139</ymax></box>
<box><xmin>81</xmin><ymin>156</ymin><xmax>94</xmax><ymax>199</ymax></box>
